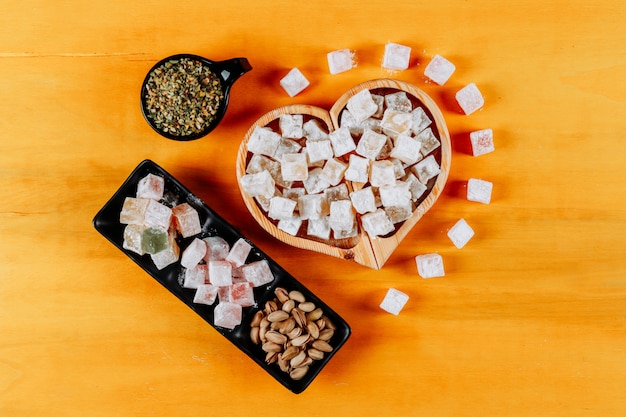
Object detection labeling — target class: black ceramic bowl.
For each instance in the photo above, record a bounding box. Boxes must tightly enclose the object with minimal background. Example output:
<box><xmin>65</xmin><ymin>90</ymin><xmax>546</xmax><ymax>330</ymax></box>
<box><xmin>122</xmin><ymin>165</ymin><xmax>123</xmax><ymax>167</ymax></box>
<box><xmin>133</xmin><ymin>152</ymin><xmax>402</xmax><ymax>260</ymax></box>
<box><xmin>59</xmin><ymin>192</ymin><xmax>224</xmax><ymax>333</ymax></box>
<box><xmin>140</xmin><ymin>54</ymin><xmax>252</xmax><ymax>141</ymax></box>
<box><xmin>92</xmin><ymin>160</ymin><xmax>351</xmax><ymax>393</ymax></box>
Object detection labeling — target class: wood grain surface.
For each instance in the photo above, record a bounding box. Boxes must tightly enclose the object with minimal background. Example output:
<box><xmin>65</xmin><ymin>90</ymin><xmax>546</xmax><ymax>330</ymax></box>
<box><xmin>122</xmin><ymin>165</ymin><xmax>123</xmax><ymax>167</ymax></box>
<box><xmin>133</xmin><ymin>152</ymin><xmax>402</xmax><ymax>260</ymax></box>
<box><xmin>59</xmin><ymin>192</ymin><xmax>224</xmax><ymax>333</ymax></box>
<box><xmin>1</xmin><ymin>1</ymin><xmax>625</xmax><ymax>416</ymax></box>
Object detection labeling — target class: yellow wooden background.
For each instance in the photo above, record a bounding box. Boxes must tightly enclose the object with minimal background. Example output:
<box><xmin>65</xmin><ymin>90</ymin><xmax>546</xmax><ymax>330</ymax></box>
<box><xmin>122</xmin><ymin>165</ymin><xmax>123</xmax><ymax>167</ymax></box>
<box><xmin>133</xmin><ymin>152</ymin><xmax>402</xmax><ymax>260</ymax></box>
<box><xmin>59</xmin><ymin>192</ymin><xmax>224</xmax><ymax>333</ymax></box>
<box><xmin>1</xmin><ymin>0</ymin><xmax>625</xmax><ymax>415</ymax></box>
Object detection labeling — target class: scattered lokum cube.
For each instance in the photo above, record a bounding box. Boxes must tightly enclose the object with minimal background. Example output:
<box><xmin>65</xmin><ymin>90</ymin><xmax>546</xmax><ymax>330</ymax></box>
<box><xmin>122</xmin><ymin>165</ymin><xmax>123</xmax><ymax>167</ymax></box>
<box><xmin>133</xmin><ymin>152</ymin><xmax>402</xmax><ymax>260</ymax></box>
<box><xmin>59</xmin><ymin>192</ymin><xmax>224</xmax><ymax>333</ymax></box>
<box><xmin>379</xmin><ymin>288</ymin><xmax>409</xmax><ymax>315</ymax></box>
<box><xmin>172</xmin><ymin>203</ymin><xmax>202</xmax><ymax>238</ymax></box>
<box><xmin>455</xmin><ymin>83</ymin><xmax>484</xmax><ymax>115</ymax></box>
<box><xmin>467</xmin><ymin>178</ymin><xmax>493</xmax><ymax>204</ymax></box>
<box><xmin>361</xmin><ymin>209</ymin><xmax>395</xmax><ymax>238</ymax></box>
<box><xmin>180</xmin><ymin>237</ymin><xmax>207</xmax><ymax>269</ymax></box>
<box><xmin>241</xmin><ymin>259</ymin><xmax>274</xmax><ymax>287</ymax></box>
<box><xmin>415</xmin><ymin>253</ymin><xmax>445</xmax><ymax>278</ymax></box>
<box><xmin>213</xmin><ymin>302</ymin><xmax>242</xmax><ymax>330</ymax></box>
<box><xmin>208</xmin><ymin>260</ymin><xmax>233</xmax><ymax>286</ymax></box>
<box><xmin>469</xmin><ymin>128</ymin><xmax>495</xmax><ymax>156</ymax></box>
<box><xmin>280</xmin><ymin>68</ymin><xmax>310</xmax><ymax>97</ymax></box>
<box><xmin>447</xmin><ymin>218</ymin><xmax>474</xmax><ymax>249</ymax></box>
<box><xmin>183</xmin><ymin>264</ymin><xmax>208</xmax><ymax>289</ymax></box>
<box><xmin>193</xmin><ymin>284</ymin><xmax>219</xmax><ymax>305</ymax></box>
<box><xmin>424</xmin><ymin>54</ymin><xmax>456</xmax><ymax>85</ymax></box>
<box><xmin>327</xmin><ymin>49</ymin><xmax>356</xmax><ymax>74</ymax></box>
<box><xmin>225</xmin><ymin>238</ymin><xmax>252</xmax><ymax>267</ymax></box>
<box><xmin>279</xmin><ymin>114</ymin><xmax>303</xmax><ymax>139</ymax></box>
<box><xmin>382</xmin><ymin>43</ymin><xmax>411</xmax><ymax>70</ymax></box>
<box><xmin>137</xmin><ymin>174</ymin><xmax>165</xmax><ymax>200</ymax></box>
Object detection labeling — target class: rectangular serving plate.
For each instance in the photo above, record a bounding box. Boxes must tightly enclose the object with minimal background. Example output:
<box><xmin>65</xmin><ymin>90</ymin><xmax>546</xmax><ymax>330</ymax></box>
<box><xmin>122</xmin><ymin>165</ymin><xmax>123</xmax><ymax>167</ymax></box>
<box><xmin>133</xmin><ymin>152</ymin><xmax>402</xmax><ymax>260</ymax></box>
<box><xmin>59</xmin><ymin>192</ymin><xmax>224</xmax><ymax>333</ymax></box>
<box><xmin>92</xmin><ymin>159</ymin><xmax>351</xmax><ymax>394</ymax></box>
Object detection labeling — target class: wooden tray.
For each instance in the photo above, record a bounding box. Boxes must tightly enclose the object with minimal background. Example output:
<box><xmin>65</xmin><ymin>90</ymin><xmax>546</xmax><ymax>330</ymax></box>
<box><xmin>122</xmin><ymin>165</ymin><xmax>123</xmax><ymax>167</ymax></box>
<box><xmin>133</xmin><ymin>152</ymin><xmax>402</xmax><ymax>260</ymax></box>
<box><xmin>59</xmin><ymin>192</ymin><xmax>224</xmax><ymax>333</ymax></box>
<box><xmin>236</xmin><ymin>79</ymin><xmax>451</xmax><ymax>269</ymax></box>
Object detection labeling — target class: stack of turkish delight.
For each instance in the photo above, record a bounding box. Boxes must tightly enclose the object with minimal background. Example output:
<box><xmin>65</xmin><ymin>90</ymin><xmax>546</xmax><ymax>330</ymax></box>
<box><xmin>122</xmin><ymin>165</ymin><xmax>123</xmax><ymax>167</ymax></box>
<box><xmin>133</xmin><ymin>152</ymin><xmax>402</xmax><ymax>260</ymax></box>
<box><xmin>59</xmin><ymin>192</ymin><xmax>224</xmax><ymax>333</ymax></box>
<box><xmin>239</xmin><ymin>87</ymin><xmax>443</xmax><ymax>241</ymax></box>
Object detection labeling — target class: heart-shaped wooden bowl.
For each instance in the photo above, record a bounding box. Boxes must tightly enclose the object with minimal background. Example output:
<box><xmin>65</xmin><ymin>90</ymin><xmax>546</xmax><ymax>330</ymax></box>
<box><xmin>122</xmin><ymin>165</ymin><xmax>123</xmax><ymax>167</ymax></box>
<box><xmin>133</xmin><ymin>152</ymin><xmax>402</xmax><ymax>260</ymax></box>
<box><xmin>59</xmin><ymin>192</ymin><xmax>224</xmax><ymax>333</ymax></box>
<box><xmin>236</xmin><ymin>79</ymin><xmax>451</xmax><ymax>269</ymax></box>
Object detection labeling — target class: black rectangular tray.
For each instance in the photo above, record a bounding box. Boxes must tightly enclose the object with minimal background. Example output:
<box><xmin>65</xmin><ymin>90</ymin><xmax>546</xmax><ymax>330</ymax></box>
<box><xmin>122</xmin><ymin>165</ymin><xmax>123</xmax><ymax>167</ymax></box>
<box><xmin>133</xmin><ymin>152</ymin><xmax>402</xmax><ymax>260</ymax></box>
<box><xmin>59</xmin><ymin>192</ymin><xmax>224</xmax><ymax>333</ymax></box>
<box><xmin>92</xmin><ymin>159</ymin><xmax>351</xmax><ymax>393</ymax></box>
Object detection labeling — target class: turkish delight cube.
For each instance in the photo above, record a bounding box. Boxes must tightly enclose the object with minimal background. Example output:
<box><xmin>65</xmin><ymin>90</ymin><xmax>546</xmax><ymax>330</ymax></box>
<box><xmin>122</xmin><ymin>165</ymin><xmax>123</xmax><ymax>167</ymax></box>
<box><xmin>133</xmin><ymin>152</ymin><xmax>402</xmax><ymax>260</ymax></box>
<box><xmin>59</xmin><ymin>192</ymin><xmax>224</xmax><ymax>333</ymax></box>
<box><xmin>424</xmin><ymin>54</ymin><xmax>456</xmax><ymax>86</ymax></box>
<box><xmin>411</xmin><ymin>107</ymin><xmax>432</xmax><ymax>135</ymax></box>
<box><xmin>307</xmin><ymin>216</ymin><xmax>331</xmax><ymax>240</ymax></box>
<box><xmin>241</xmin><ymin>259</ymin><xmax>274</xmax><ymax>287</ymax></box>
<box><xmin>385</xmin><ymin>204</ymin><xmax>413</xmax><ymax>223</ymax></box>
<box><xmin>415</xmin><ymin>253</ymin><xmax>445</xmax><ymax>278</ymax></box>
<box><xmin>390</xmin><ymin>133</ymin><xmax>422</xmax><ymax>165</ymax></box>
<box><xmin>344</xmin><ymin>154</ymin><xmax>370</xmax><ymax>183</ymax></box>
<box><xmin>302</xmin><ymin>168</ymin><xmax>331</xmax><ymax>195</ymax></box>
<box><xmin>143</xmin><ymin>199</ymin><xmax>172</xmax><ymax>229</ymax></box>
<box><xmin>361</xmin><ymin>209</ymin><xmax>395</xmax><ymax>238</ymax></box>
<box><xmin>172</xmin><ymin>203</ymin><xmax>201</xmax><ymax>238</ymax></box>
<box><xmin>385</xmin><ymin>91</ymin><xmax>413</xmax><ymax>113</ymax></box>
<box><xmin>280</xmin><ymin>153</ymin><xmax>308</xmax><ymax>182</ymax></box>
<box><xmin>120</xmin><ymin>197</ymin><xmax>149</xmax><ymax>225</ymax></box>
<box><xmin>411</xmin><ymin>155</ymin><xmax>440</xmax><ymax>184</ymax></box>
<box><xmin>456</xmin><ymin>83</ymin><xmax>484</xmax><ymax>115</ymax></box>
<box><xmin>140</xmin><ymin>226</ymin><xmax>169</xmax><ymax>254</ymax></box>
<box><xmin>150</xmin><ymin>230</ymin><xmax>179</xmax><ymax>270</ymax></box>
<box><xmin>327</xmin><ymin>48</ymin><xmax>356</xmax><ymax>74</ymax></box>
<box><xmin>279</xmin><ymin>68</ymin><xmax>310</xmax><ymax>97</ymax></box>
<box><xmin>278</xmin><ymin>216</ymin><xmax>302</xmax><ymax>236</ymax></box>
<box><xmin>225</xmin><ymin>238</ymin><xmax>252</xmax><ymax>267</ymax></box>
<box><xmin>467</xmin><ymin>178</ymin><xmax>493</xmax><ymax>204</ymax></box>
<box><xmin>381</xmin><ymin>109</ymin><xmax>413</xmax><ymax>135</ymax></box>
<box><xmin>279</xmin><ymin>114</ymin><xmax>303</xmax><ymax>139</ymax></box>
<box><xmin>239</xmin><ymin>170</ymin><xmax>276</xmax><ymax>200</ymax></box>
<box><xmin>356</xmin><ymin>128</ymin><xmax>388</xmax><ymax>160</ymax></box>
<box><xmin>213</xmin><ymin>302</ymin><xmax>242</xmax><ymax>330</ymax></box>
<box><xmin>382</xmin><ymin>43</ymin><xmax>411</xmax><ymax>71</ymax></box>
<box><xmin>379</xmin><ymin>181</ymin><xmax>411</xmax><ymax>208</ymax></box>
<box><xmin>137</xmin><ymin>174</ymin><xmax>165</xmax><ymax>200</ymax></box>
<box><xmin>447</xmin><ymin>218</ymin><xmax>475</xmax><ymax>249</ymax></box>
<box><xmin>303</xmin><ymin>119</ymin><xmax>329</xmax><ymax>141</ymax></box>
<box><xmin>370</xmin><ymin>160</ymin><xmax>397</xmax><ymax>187</ymax></box>
<box><xmin>415</xmin><ymin>128</ymin><xmax>440</xmax><ymax>156</ymax></box>
<box><xmin>268</xmin><ymin>196</ymin><xmax>297</xmax><ymax>220</ymax></box>
<box><xmin>274</xmin><ymin>137</ymin><xmax>303</xmax><ymax>162</ymax></box>
<box><xmin>180</xmin><ymin>238</ymin><xmax>207</xmax><ymax>269</ymax></box>
<box><xmin>247</xmin><ymin>126</ymin><xmax>282</xmax><ymax>157</ymax></box>
<box><xmin>324</xmin><ymin>183</ymin><xmax>349</xmax><ymax>202</ymax></box>
<box><xmin>346</xmin><ymin>89</ymin><xmax>379</xmax><ymax>123</ymax></box>
<box><xmin>405</xmin><ymin>172</ymin><xmax>427</xmax><ymax>202</ymax></box>
<box><xmin>306</xmin><ymin>139</ymin><xmax>334</xmax><ymax>163</ymax></box>
<box><xmin>320</xmin><ymin>158</ymin><xmax>348</xmax><ymax>186</ymax></box>
<box><xmin>298</xmin><ymin>193</ymin><xmax>330</xmax><ymax>220</ymax></box>
<box><xmin>193</xmin><ymin>284</ymin><xmax>218</xmax><ymax>305</ymax></box>
<box><xmin>349</xmin><ymin>187</ymin><xmax>376</xmax><ymax>214</ymax></box>
<box><xmin>208</xmin><ymin>260</ymin><xmax>233</xmax><ymax>286</ymax></box>
<box><xmin>183</xmin><ymin>264</ymin><xmax>209</xmax><ymax>289</ymax></box>
<box><xmin>204</xmin><ymin>236</ymin><xmax>230</xmax><ymax>261</ymax></box>
<box><xmin>329</xmin><ymin>200</ymin><xmax>355</xmax><ymax>232</ymax></box>
<box><xmin>329</xmin><ymin>126</ymin><xmax>357</xmax><ymax>157</ymax></box>
<box><xmin>122</xmin><ymin>224</ymin><xmax>146</xmax><ymax>255</ymax></box>
<box><xmin>469</xmin><ymin>128</ymin><xmax>495</xmax><ymax>156</ymax></box>
<box><xmin>228</xmin><ymin>282</ymin><xmax>255</xmax><ymax>307</ymax></box>
<box><xmin>380</xmin><ymin>288</ymin><xmax>409</xmax><ymax>315</ymax></box>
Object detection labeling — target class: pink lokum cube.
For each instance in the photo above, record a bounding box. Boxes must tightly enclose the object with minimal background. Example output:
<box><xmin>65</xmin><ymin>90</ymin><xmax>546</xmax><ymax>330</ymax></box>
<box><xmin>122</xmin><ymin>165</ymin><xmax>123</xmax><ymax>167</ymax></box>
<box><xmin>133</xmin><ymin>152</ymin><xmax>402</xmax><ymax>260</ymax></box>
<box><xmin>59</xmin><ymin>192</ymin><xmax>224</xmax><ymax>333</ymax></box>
<box><xmin>181</xmin><ymin>238</ymin><xmax>207</xmax><ymax>269</ymax></box>
<box><xmin>228</xmin><ymin>282</ymin><xmax>255</xmax><ymax>307</ymax></box>
<box><xmin>193</xmin><ymin>284</ymin><xmax>218</xmax><ymax>305</ymax></box>
<box><xmin>225</xmin><ymin>238</ymin><xmax>252</xmax><ymax>267</ymax></box>
<box><xmin>137</xmin><ymin>174</ymin><xmax>165</xmax><ymax>200</ymax></box>
<box><xmin>172</xmin><ymin>203</ymin><xmax>202</xmax><ymax>238</ymax></box>
<box><xmin>213</xmin><ymin>302</ymin><xmax>242</xmax><ymax>330</ymax></box>
<box><xmin>208</xmin><ymin>260</ymin><xmax>233</xmax><ymax>287</ymax></box>
<box><xmin>183</xmin><ymin>264</ymin><xmax>208</xmax><ymax>289</ymax></box>
<box><xmin>217</xmin><ymin>286</ymin><xmax>231</xmax><ymax>303</ymax></box>
<box><xmin>203</xmin><ymin>236</ymin><xmax>230</xmax><ymax>261</ymax></box>
<box><xmin>241</xmin><ymin>259</ymin><xmax>274</xmax><ymax>287</ymax></box>
<box><xmin>469</xmin><ymin>128</ymin><xmax>495</xmax><ymax>156</ymax></box>
<box><xmin>144</xmin><ymin>199</ymin><xmax>172</xmax><ymax>229</ymax></box>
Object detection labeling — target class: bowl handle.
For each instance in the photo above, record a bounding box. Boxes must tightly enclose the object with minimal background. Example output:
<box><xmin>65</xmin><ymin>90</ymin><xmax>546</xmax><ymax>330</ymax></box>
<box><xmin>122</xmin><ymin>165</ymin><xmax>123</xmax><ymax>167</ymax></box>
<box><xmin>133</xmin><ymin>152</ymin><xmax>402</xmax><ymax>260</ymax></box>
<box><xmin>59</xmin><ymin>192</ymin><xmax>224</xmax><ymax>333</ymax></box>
<box><xmin>213</xmin><ymin>57</ymin><xmax>252</xmax><ymax>86</ymax></box>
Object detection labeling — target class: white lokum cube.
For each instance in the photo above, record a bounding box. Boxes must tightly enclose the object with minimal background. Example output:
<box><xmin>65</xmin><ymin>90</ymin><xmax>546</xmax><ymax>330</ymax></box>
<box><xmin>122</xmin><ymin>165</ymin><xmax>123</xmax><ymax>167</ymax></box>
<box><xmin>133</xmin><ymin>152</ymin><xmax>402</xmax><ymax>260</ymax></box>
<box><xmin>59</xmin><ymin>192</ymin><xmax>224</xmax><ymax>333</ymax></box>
<box><xmin>183</xmin><ymin>264</ymin><xmax>208</xmax><ymax>289</ymax></box>
<box><xmin>356</xmin><ymin>128</ymin><xmax>388</xmax><ymax>160</ymax></box>
<box><xmin>208</xmin><ymin>260</ymin><xmax>233</xmax><ymax>286</ymax></box>
<box><xmin>239</xmin><ymin>170</ymin><xmax>276</xmax><ymax>199</ymax></box>
<box><xmin>225</xmin><ymin>238</ymin><xmax>252</xmax><ymax>267</ymax></box>
<box><xmin>247</xmin><ymin>126</ymin><xmax>282</xmax><ymax>157</ymax></box>
<box><xmin>344</xmin><ymin>154</ymin><xmax>370</xmax><ymax>183</ymax></box>
<box><xmin>415</xmin><ymin>128</ymin><xmax>440</xmax><ymax>155</ymax></box>
<box><xmin>346</xmin><ymin>89</ymin><xmax>379</xmax><ymax>123</ymax></box>
<box><xmin>137</xmin><ymin>174</ymin><xmax>165</xmax><ymax>200</ymax></box>
<box><xmin>279</xmin><ymin>114</ymin><xmax>303</xmax><ymax>139</ymax></box>
<box><xmin>268</xmin><ymin>196</ymin><xmax>297</xmax><ymax>220</ymax></box>
<box><xmin>329</xmin><ymin>126</ymin><xmax>356</xmax><ymax>157</ymax></box>
<box><xmin>455</xmin><ymin>83</ymin><xmax>484</xmax><ymax>115</ymax></box>
<box><xmin>372</xmin><ymin>94</ymin><xmax>385</xmax><ymax>118</ymax></box>
<box><xmin>424</xmin><ymin>54</ymin><xmax>456</xmax><ymax>85</ymax></box>
<box><xmin>361</xmin><ymin>209</ymin><xmax>395</xmax><ymax>238</ymax></box>
<box><xmin>303</xmin><ymin>119</ymin><xmax>329</xmax><ymax>141</ymax></box>
<box><xmin>302</xmin><ymin>168</ymin><xmax>331</xmax><ymax>195</ymax></box>
<box><xmin>214</xmin><ymin>302</ymin><xmax>242</xmax><ymax>330</ymax></box>
<box><xmin>241</xmin><ymin>259</ymin><xmax>274</xmax><ymax>287</ymax></box>
<box><xmin>390</xmin><ymin>133</ymin><xmax>422</xmax><ymax>165</ymax></box>
<box><xmin>280</xmin><ymin>153</ymin><xmax>308</xmax><ymax>182</ymax></box>
<box><xmin>382</xmin><ymin>43</ymin><xmax>411</xmax><ymax>71</ymax></box>
<box><xmin>469</xmin><ymin>128</ymin><xmax>495</xmax><ymax>156</ymax></box>
<box><xmin>411</xmin><ymin>107</ymin><xmax>432</xmax><ymax>135</ymax></box>
<box><xmin>320</xmin><ymin>158</ymin><xmax>348</xmax><ymax>186</ymax></box>
<box><xmin>370</xmin><ymin>160</ymin><xmax>397</xmax><ymax>187</ymax></box>
<box><xmin>282</xmin><ymin>187</ymin><xmax>305</xmax><ymax>202</ymax></box>
<box><xmin>327</xmin><ymin>49</ymin><xmax>356</xmax><ymax>74</ymax></box>
<box><xmin>385</xmin><ymin>204</ymin><xmax>412</xmax><ymax>223</ymax></box>
<box><xmin>381</xmin><ymin>109</ymin><xmax>413</xmax><ymax>135</ymax></box>
<box><xmin>324</xmin><ymin>183</ymin><xmax>349</xmax><ymax>202</ymax></box>
<box><xmin>274</xmin><ymin>138</ymin><xmax>302</xmax><ymax>162</ymax></box>
<box><xmin>144</xmin><ymin>199</ymin><xmax>172</xmax><ymax>229</ymax></box>
<box><xmin>180</xmin><ymin>237</ymin><xmax>207</xmax><ymax>269</ymax></box>
<box><xmin>329</xmin><ymin>200</ymin><xmax>355</xmax><ymax>233</ymax></box>
<box><xmin>447</xmin><ymin>218</ymin><xmax>474</xmax><ymax>249</ymax></box>
<box><xmin>193</xmin><ymin>284</ymin><xmax>219</xmax><ymax>305</ymax></box>
<box><xmin>306</xmin><ymin>139</ymin><xmax>334</xmax><ymax>163</ymax></box>
<box><xmin>350</xmin><ymin>187</ymin><xmax>377</xmax><ymax>214</ymax></box>
<box><xmin>384</xmin><ymin>91</ymin><xmax>412</xmax><ymax>113</ymax></box>
<box><xmin>411</xmin><ymin>155</ymin><xmax>441</xmax><ymax>184</ymax></box>
<box><xmin>278</xmin><ymin>216</ymin><xmax>302</xmax><ymax>236</ymax></box>
<box><xmin>415</xmin><ymin>253</ymin><xmax>445</xmax><ymax>278</ymax></box>
<box><xmin>298</xmin><ymin>193</ymin><xmax>329</xmax><ymax>220</ymax></box>
<box><xmin>379</xmin><ymin>181</ymin><xmax>411</xmax><ymax>208</ymax></box>
<box><xmin>280</xmin><ymin>68</ymin><xmax>310</xmax><ymax>97</ymax></box>
<box><xmin>307</xmin><ymin>217</ymin><xmax>331</xmax><ymax>240</ymax></box>
<box><xmin>379</xmin><ymin>288</ymin><xmax>409</xmax><ymax>315</ymax></box>
<box><xmin>467</xmin><ymin>178</ymin><xmax>493</xmax><ymax>204</ymax></box>
<box><xmin>405</xmin><ymin>173</ymin><xmax>427</xmax><ymax>202</ymax></box>
<box><xmin>204</xmin><ymin>236</ymin><xmax>230</xmax><ymax>262</ymax></box>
